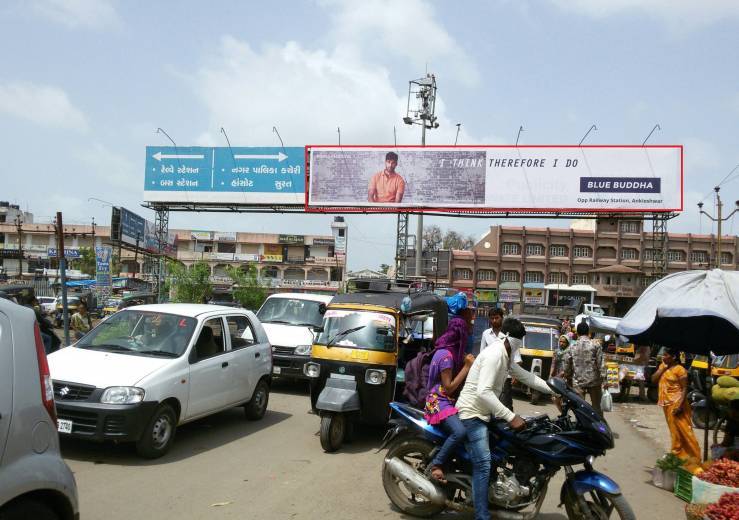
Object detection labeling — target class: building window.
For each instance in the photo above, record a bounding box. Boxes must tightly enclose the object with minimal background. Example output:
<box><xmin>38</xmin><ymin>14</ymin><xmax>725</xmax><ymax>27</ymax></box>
<box><xmin>621</xmin><ymin>248</ymin><xmax>638</xmax><ymax>260</ymax></box>
<box><xmin>641</xmin><ymin>275</ymin><xmax>658</xmax><ymax>287</ymax></box>
<box><xmin>690</xmin><ymin>250</ymin><xmax>708</xmax><ymax>264</ymax></box>
<box><xmin>500</xmin><ymin>270</ymin><xmax>520</xmax><ymax>282</ymax></box>
<box><xmin>621</xmin><ymin>221</ymin><xmax>640</xmax><ymax>233</ymax></box>
<box><xmin>261</xmin><ymin>266</ymin><xmax>278</xmax><ymax>278</ymax></box>
<box><xmin>643</xmin><ymin>249</ymin><xmax>656</xmax><ymax>261</ymax></box>
<box><xmin>721</xmin><ymin>252</ymin><xmax>733</xmax><ymax>265</ymax></box>
<box><xmin>524</xmin><ymin>271</ymin><xmax>544</xmax><ymax>283</ymax></box>
<box><xmin>453</xmin><ymin>268</ymin><xmax>472</xmax><ymax>280</ymax></box>
<box><xmin>572</xmin><ymin>273</ymin><xmax>589</xmax><ymax>285</ymax></box>
<box><xmin>573</xmin><ymin>246</ymin><xmax>592</xmax><ymax>258</ymax></box>
<box><xmin>501</xmin><ymin>242</ymin><xmax>521</xmax><ymax>255</ymax></box>
<box><xmin>476</xmin><ymin>269</ymin><xmax>496</xmax><ymax>281</ymax></box>
<box><xmin>667</xmin><ymin>250</ymin><xmax>685</xmax><ymax>262</ymax></box>
<box><xmin>526</xmin><ymin>243</ymin><xmax>544</xmax><ymax>256</ymax></box>
<box><xmin>549</xmin><ymin>245</ymin><xmax>568</xmax><ymax>257</ymax></box>
<box><xmin>548</xmin><ymin>272</ymin><xmax>567</xmax><ymax>284</ymax></box>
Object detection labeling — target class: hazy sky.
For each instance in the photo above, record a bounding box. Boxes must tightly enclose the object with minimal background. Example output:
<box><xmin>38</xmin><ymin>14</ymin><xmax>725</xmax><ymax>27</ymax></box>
<box><xmin>2</xmin><ymin>0</ymin><xmax>739</xmax><ymax>269</ymax></box>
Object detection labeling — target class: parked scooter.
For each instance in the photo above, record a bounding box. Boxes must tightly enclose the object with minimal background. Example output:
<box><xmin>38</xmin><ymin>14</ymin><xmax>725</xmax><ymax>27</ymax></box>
<box><xmin>381</xmin><ymin>378</ymin><xmax>635</xmax><ymax>519</ymax></box>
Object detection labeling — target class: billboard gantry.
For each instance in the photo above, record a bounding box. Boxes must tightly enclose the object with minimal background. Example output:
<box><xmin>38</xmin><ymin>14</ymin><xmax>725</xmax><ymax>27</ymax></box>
<box><xmin>306</xmin><ymin>145</ymin><xmax>683</xmax><ymax>213</ymax></box>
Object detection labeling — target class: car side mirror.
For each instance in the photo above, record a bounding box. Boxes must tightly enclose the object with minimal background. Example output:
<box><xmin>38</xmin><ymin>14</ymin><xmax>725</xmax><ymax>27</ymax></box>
<box><xmin>312</xmin><ymin>325</ymin><xmax>324</xmax><ymax>333</ymax></box>
<box><xmin>318</xmin><ymin>303</ymin><xmax>327</xmax><ymax>315</ymax></box>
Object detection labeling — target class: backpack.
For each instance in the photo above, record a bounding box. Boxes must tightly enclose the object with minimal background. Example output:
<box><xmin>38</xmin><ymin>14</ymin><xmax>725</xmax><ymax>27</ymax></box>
<box><xmin>402</xmin><ymin>349</ymin><xmax>436</xmax><ymax>409</ymax></box>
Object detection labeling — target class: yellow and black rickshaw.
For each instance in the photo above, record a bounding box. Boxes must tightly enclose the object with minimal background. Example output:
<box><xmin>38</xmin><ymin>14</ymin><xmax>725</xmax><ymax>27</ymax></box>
<box><xmin>304</xmin><ymin>282</ymin><xmax>447</xmax><ymax>452</ymax></box>
<box><xmin>514</xmin><ymin>315</ymin><xmax>561</xmax><ymax>404</ymax></box>
<box><xmin>690</xmin><ymin>354</ymin><xmax>739</xmax><ymax>392</ymax></box>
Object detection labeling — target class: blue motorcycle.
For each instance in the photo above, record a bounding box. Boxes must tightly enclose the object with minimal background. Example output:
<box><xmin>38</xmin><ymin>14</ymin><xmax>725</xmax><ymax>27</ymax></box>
<box><xmin>381</xmin><ymin>378</ymin><xmax>635</xmax><ymax>519</ymax></box>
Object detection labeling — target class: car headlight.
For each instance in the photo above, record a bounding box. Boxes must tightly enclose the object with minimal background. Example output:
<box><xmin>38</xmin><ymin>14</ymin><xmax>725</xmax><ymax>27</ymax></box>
<box><xmin>294</xmin><ymin>344</ymin><xmax>312</xmax><ymax>356</ymax></box>
<box><xmin>365</xmin><ymin>369</ymin><xmax>387</xmax><ymax>385</ymax></box>
<box><xmin>303</xmin><ymin>362</ymin><xmax>320</xmax><ymax>378</ymax></box>
<box><xmin>100</xmin><ymin>387</ymin><xmax>145</xmax><ymax>404</ymax></box>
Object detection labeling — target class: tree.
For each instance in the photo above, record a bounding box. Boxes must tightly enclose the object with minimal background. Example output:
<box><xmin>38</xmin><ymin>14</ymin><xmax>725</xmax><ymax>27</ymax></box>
<box><xmin>167</xmin><ymin>261</ymin><xmax>213</xmax><ymax>303</ymax></box>
<box><xmin>379</xmin><ymin>263</ymin><xmax>391</xmax><ymax>274</ymax></box>
<box><xmin>423</xmin><ymin>225</ymin><xmax>443</xmax><ymax>251</ymax></box>
<box><xmin>71</xmin><ymin>247</ymin><xmax>96</xmax><ymax>276</ymax></box>
<box><xmin>227</xmin><ymin>264</ymin><xmax>267</xmax><ymax>311</ymax></box>
<box><xmin>442</xmin><ymin>230</ymin><xmax>476</xmax><ymax>250</ymax></box>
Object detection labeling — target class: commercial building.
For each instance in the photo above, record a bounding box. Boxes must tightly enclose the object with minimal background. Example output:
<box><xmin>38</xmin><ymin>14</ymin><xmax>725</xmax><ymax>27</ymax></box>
<box><xmin>411</xmin><ymin>219</ymin><xmax>738</xmax><ymax>316</ymax></box>
<box><xmin>0</xmin><ymin>214</ymin><xmax>346</xmax><ymax>294</ymax></box>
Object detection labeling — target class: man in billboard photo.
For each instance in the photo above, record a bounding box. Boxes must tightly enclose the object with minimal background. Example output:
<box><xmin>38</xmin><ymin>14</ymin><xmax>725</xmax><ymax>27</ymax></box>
<box><xmin>367</xmin><ymin>151</ymin><xmax>406</xmax><ymax>203</ymax></box>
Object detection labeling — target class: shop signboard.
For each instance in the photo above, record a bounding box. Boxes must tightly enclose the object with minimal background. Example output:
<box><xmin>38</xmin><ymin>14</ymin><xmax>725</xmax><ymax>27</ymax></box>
<box><xmin>311</xmin><ymin>237</ymin><xmax>335</xmax><ymax>246</ymax></box>
<box><xmin>235</xmin><ymin>253</ymin><xmax>260</xmax><ymax>262</ymax></box>
<box><xmin>213</xmin><ymin>231</ymin><xmax>236</xmax><ymax>242</ymax></box>
<box><xmin>499</xmin><ymin>289</ymin><xmax>520</xmax><ymax>303</ymax></box>
<box><xmin>47</xmin><ymin>248</ymin><xmax>81</xmax><ymax>259</ymax></box>
<box><xmin>262</xmin><ymin>254</ymin><xmax>283</xmax><ymax>262</ymax></box>
<box><xmin>95</xmin><ymin>246</ymin><xmax>113</xmax><ymax>301</ymax></box>
<box><xmin>190</xmin><ymin>230</ymin><xmax>213</xmax><ymax>241</ymax></box>
<box><xmin>474</xmin><ymin>289</ymin><xmax>498</xmax><ymax>302</ymax></box>
<box><xmin>306</xmin><ymin>145</ymin><xmax>682</xmax><ymax>213</ymax></box>
<box><xmin>523</xmin><ymin>288</ymin><xmax>545</xmax><ymax>304</ymax></box>
<box><xmin>278</xmin><ymin>234</ymin><xmax>304</xmax><ymax>245</ymax></box>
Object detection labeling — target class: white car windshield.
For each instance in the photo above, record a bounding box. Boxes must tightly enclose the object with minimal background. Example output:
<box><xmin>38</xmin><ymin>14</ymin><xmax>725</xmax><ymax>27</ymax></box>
<box><xmin>257</xmin><ymin>298</ymin><xmax>324</xmax><ymax>328</ymax></box>
<box><xmin>314</xmin><ymin>309</ymin><xmax>396</xmax><ymax>351</ymax></box>
<box><xmin>75</xmin><ymin>310</ymin><xmax>197</xmax><ymax>357</ymax></box>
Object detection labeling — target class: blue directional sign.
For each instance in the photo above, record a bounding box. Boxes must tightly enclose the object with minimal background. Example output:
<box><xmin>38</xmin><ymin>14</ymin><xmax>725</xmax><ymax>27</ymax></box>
<box><xmin>144</xmin><ymin>146</ymin><xmax>305</xmax><ymax>205</ymax></box>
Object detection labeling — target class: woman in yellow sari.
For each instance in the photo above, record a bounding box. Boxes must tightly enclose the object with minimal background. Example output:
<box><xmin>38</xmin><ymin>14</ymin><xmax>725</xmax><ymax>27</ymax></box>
<box><xmin>651</xmin><ymin>347</ymin><xmax>701</xmax><ymax>460</ymax></box>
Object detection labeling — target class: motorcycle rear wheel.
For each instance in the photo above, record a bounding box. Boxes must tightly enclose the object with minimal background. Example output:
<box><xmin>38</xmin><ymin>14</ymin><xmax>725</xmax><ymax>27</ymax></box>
<box><xmin>381</xmin><ymin>437</ymin><xmax>445</xmax><ymax>518</ymax></box>
<box><xmin>563</xmin><ymin>488</ymin><xmax>635</xmax><ymax>520</ymax></box>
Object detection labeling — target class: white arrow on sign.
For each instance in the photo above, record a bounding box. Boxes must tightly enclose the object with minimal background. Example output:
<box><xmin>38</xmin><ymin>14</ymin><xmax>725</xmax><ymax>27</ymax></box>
<box><xmin>233</xmin><ymin>152</ymin><xmax>288</xmax><ymax>162</ymax></box>
<box><xmin>152</xmin><ymin>152</ymin><xmax>205</xmax><ymax>161</ymax></box>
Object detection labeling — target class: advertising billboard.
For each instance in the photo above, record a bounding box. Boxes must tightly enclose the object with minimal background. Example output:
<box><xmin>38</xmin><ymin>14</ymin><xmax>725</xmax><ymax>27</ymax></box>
<box><xmin>119</xmin><ymin>207</ymin><xmax>146</xmax><ymax>246</ymax></box>
<box><xmin>306</xmin><ymin>145</ymin><xmax>682</xmax><ymax>213</ymax></box>
<box><xmin>95</xmin><ymin>246</ymin><xmax>113</xmax><ymax>301</ymax></box>
<box><xmin>143</xmin><ymin>146</ymin><xmax>305</xmax><ymax>205</ymax></box>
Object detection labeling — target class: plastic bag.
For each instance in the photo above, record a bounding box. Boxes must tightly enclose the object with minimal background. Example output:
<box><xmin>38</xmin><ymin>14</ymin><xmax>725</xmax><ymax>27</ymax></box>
<box><xmin>601</xmin><ymin>390</ymin><xmax>613</xmax><ymax>413</ymax></box>
<box><xmin>691</xmin><ymin>475</ymin><xmax>737</xmax><ymax>504</ymax></box>
<box><xmin>446</xmin><ymin>292</ymin><xmax>468</xmax><ymax>315</ymax></box>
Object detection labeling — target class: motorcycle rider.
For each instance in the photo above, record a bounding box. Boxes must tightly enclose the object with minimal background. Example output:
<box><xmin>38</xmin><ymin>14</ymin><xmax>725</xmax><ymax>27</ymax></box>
<box><xmin>455</xmin><ymin>317</ymin><xmax>554</xmax><ymax>520</ymax></box>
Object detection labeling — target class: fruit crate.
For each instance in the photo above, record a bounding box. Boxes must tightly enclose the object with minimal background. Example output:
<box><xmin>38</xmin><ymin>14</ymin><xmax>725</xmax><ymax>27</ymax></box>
<box><xmin>674</xmin><ymin>468</ymin><xmax>693</xmax><ymax>502</ymax></box>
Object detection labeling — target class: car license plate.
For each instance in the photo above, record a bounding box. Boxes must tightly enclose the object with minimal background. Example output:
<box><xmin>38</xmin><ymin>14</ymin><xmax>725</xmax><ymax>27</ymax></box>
<box><xmin>57</xmin><ymin>419</ymin><xmax>73</xmax><ymax>434</ymax></box>
<box><xmin>273</xmin><ymin>366</ymin><xmax>281</xmax><ymax>375</ymax></box>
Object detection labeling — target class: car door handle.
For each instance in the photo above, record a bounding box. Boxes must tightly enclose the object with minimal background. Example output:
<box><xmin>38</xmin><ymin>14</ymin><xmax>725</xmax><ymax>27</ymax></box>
<box><xmin>255</xmin><ymin>352</ymin><xmax>261</xmax><ymax>358</ymax></box>
<box><xmin>221</xmin><ymin>361</ymin><xmax>229</xmax><ymax>368</ymax></box>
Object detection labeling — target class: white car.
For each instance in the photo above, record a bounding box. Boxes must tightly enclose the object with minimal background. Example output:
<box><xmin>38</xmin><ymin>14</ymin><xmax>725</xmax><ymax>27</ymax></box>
<box><xmin>48</xmin><ymin>304</ymin><xmax>272</xmax><ymax>459</ymax></box>
<box><xmin>37</xmin><ymin>296</ymin><xmax>56</xmax><ymax>315</ymax></box>
<box><xmin>256</xmin><ymin>293</ymin><xmax>332</xmax><ymax>379</ymax></box>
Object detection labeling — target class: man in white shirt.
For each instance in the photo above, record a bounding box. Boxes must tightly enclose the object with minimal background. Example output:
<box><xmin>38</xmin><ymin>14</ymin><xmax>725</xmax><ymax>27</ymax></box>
<box><xmin>456</xmin><ymin>318</ymin><xmax>553</xmax><ymax>520</ymax></box>
<box><xmin>479</xmin><ymin>307</ymin><xmax>520</xmax><ymax>411</ymax></box>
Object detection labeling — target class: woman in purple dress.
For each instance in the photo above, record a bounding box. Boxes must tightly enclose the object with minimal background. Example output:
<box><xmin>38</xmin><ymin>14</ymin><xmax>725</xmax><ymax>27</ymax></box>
<box><xmin>424</xmin><ymin>308</ymin><xmax>475</xmax><ymax>482</ymax></box>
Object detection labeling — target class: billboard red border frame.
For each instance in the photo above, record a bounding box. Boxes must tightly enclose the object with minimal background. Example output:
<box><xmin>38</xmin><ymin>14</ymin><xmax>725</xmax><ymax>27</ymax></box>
<box><xmin>303</xmin><ymin>144</ymin><xmax>684</xmax><ymax>214</ymax></box>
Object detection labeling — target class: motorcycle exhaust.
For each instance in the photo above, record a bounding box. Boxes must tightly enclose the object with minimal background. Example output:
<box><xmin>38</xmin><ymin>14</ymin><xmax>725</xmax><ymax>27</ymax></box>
<box><xmin>384</xmin><ymin>457</ymin><xmax>448</xmax><ymax>506</ymax></box>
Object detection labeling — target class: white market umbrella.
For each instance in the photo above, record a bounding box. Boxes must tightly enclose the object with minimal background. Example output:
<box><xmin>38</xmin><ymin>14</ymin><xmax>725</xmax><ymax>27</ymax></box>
<box><xmin>617</xmin><ymin>269</ymin><xmax>739</xmax><ymax>356</ymax></box>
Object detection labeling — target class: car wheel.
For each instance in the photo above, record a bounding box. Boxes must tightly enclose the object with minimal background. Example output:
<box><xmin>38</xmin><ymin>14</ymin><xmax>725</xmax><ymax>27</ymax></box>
<box><xmin>245</xmin><ymin>380</ymin><xmax>270</xmax><ymax>421</ymax></box>
<box><xmin>0</xmin><ymin>499</ymin><xmax>59</xmax><ymax>520</ymax></box>
<box><xmin>320</xmin><ymin>412</ymin><xmax>345</xmax><ymax>452</ymax></box>
<box><xmin>136</xmin><ymin>403</ymin><xmax>177</xmax><ymax>459</ymax></box>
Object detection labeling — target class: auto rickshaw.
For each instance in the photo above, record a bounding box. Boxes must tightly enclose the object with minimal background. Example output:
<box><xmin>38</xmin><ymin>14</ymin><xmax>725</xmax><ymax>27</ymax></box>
<box><xmin>304</xmin><ymin>282</ymin><xmax>447</xmax><ymax>452</ymax></box>
<box><xmin>513</xmin><ymin>315</ymin><xmax>561</xmax><ymax>404</ymax></box>
<box><xmin>690</xmin><ymin>354</ymin><xmax>739</xmax><ymax>393</ymax></box>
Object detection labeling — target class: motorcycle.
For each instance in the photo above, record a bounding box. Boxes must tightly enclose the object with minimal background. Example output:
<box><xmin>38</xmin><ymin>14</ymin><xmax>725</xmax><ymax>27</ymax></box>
<box><xmin>381</xmin><ymin>378</ymin><xmax>635</xmax><ymax>519</ymax></box>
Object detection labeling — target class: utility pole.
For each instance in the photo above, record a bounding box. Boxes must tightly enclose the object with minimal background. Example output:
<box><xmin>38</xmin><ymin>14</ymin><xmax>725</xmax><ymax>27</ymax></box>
<box><xmin>401</xmin><ymin>73</ymin><xmax>439</xmax><ymax>279</ymax></box>
<box><xmin>56</xmin><ymin>212</ymin><xmax>71</xmax><ymax>346</ymax></box>
<box><xmin>14</xmin><ymin>214</ymin><xmax>23</xmax><ymax>277</ymax></box>
<box><xmin>699</xmin><ymin>187</ymin><xmax>739</xmax><ymax>268</ymax></box>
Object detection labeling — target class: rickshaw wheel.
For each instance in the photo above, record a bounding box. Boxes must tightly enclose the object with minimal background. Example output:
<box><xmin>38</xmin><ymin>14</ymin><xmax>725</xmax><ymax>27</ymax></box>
<box><xmin>320</xmin><ymin>412</ymin><xmax>345</xmax><ymax>452</ymax></box>
<box><xmin>531</xmin><ymin>390</ymin><xmax>541</xmax><ymax>405</ymax></box>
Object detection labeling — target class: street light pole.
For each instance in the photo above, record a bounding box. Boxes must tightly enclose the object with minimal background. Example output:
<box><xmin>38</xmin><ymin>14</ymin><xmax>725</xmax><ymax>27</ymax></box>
<box><xmin>698</xmin><ymin>187</ymin><xmax>739</xmax><ymax>268</ymax></box>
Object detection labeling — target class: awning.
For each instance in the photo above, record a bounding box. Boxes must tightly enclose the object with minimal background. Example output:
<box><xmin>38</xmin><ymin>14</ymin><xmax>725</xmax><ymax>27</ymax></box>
<box><xmin>544</xmin><ymin>284</ymin><xmax>596</xmax><ymax>292</ymax></box>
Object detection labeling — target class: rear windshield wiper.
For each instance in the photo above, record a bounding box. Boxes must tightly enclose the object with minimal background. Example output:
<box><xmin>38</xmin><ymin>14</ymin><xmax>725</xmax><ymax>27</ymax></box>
<box><xmin>262</xmin><ymin>319</ymin><xmax>292</xmax><ymax>325</ymax></box>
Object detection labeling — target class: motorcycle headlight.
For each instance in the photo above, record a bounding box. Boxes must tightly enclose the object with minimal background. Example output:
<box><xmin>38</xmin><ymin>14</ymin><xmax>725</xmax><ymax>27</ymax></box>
<box><xmin>294</xmin><ymin>344</ymin><xmax>312</xmax><ymax>356</ymax></box>
<box><xmin>100</xmin><ymin>386</ymin><xmax>145</xmax><ymax>404</ymax></box>
<box><xmin>365</xmin><ymin>369</ymin><xmax>387</xmax><ymax>385</ymax></box>
<box><xmin>304</xmin><ymin>362</ymin><xmax>320</xmax><ymax>378</ymax></box>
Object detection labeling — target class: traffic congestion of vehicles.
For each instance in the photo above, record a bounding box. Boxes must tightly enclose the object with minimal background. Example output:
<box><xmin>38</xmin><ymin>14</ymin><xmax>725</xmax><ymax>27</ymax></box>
<box><xmin>4</xmin><ymin>272</ymin><xmax>737</xmax><ymax>520</ymax></box>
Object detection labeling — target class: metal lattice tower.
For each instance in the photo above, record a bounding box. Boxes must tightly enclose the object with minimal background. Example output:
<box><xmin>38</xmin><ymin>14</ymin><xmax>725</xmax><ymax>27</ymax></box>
<box><xmin>395</xmin><ymin>213</ymin><xmax>410</xmax><ymax>278</ymax></box>
<box><xmin>153</xmin><ymin>207</ymin><xmax>169</xmax><ymax>302</ymax></box>
<box><xmin>651</xmin><ymin>213</ymin><xmax>669</xmax><ymax>279</ymax></box>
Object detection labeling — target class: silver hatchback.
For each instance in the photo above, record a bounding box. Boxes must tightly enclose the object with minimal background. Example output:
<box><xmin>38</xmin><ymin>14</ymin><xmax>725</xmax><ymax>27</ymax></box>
<box><xmin>0</xmin><ymin>299</ymin><xmax>79</xmax><ymax>520</ymax></box>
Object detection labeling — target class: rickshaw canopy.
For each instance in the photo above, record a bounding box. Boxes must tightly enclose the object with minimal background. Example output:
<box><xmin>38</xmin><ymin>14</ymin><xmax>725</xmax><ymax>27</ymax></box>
<box><xmin>617</xmin><ymin>269</ymin><xmax>739</xmax><ymax>355</ymax></box>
